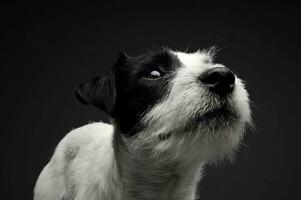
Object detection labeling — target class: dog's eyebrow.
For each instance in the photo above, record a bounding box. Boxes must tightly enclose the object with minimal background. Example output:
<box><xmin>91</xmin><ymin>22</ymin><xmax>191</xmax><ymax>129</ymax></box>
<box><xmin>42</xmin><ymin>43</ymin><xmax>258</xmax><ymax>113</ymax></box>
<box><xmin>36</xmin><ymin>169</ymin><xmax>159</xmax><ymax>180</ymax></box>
<box><xmin>203</xmin><ymin>56</ymin><xmax>211</xmax><ymax>64</ymax></box>
<box><xmin>167</xmin><ymin>52</ymin><xmax>181</xmax><ymax>69</ymax></box>
<box><xmin>151</xmin><ymin>51</ymin><xmax>181</xmax><ymax>69</ymax></box>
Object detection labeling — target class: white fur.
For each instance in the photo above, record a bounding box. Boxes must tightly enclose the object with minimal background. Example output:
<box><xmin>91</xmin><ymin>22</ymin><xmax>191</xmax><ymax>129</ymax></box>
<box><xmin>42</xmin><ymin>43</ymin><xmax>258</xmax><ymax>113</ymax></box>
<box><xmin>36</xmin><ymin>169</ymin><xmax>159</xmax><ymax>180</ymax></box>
<box><xmin>133</xmin><ymin>50</ymin><xmax>250</xmax><ymax>162</ymax></box>
<box><xmin>34</xmin><ymin>50</ymin><xmax>251</xmax><ymax>200</ymax></box>
<box><xmin>34</xmin><ymin>123</ymin><xmax>119</xmax><ymax>200</ymax></box>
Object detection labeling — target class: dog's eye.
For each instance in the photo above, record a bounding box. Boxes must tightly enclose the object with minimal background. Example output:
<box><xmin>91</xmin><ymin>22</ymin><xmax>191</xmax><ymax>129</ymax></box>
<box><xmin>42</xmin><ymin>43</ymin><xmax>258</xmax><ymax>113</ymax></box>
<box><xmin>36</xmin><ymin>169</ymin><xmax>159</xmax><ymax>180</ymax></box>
<box><xmin>149</xmin><ymin>70</ymin><xmax>161</xmax><ymax>78</ymax></box>
<box><xmin>143</xmin><ymin>70</ymin><xmax>161</xmax><ymax>79</ymax></box>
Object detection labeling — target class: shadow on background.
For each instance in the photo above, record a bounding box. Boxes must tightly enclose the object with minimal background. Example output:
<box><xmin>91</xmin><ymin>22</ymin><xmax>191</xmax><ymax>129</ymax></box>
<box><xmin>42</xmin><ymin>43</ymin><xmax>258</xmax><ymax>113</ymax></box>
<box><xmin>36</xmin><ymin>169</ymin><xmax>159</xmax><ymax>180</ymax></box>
<box><xmin>1</xmin><ymin>1</ymin><xmax>300</xmax><ymax>199</ymax></box>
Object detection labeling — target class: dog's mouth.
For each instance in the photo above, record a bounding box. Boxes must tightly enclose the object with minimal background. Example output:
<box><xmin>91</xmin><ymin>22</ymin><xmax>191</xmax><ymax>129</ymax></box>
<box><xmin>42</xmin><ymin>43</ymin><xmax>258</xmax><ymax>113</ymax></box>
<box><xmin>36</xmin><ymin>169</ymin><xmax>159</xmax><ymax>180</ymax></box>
<box><xmin>182</xmin><ymin>103</ymin><xmax>240</xmax><ymax>132</ymax></box>
<box><xmin>201</xmin><ymin>106</ymin><xmax>238</xmax><ymax>121</ymax></box>
<box><xmin>202</xmin><ymin>95</ymin><xmax>240</xmax><ymax>120</ymax></box>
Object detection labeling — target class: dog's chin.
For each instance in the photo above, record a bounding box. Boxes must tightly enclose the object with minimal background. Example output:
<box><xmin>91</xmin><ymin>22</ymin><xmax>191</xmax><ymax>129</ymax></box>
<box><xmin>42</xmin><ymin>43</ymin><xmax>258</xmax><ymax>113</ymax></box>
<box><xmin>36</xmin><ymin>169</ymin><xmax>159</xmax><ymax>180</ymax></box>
<box><xmin>184</xmin><ymin>104</ymin><xmax>241</xmax><ymax>133</ymax></box>
<box><xmin>201</xmin><ymin>106</ymin><xmax>239</xmax><ymax>123</ymax></box>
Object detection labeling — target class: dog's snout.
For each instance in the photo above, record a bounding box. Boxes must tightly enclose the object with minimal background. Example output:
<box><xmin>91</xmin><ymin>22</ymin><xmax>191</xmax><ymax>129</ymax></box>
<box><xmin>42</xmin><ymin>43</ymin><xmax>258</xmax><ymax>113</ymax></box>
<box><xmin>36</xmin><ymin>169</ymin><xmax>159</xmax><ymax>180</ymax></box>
<box><xmin>200</xmin><ymin>67</ymin><xmax>235</xmax><ymax>95</ymax></box>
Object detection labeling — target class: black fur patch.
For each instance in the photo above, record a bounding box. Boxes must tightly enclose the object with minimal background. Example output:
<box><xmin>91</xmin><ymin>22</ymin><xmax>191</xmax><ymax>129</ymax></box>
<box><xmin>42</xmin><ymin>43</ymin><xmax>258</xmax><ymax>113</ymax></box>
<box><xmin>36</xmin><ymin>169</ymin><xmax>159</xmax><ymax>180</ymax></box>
<box><xmin>75</xmin><ymin>49</ymin><xmax>181</xmax><ymax>136</ymax></box>
<box><xmin>112</xmin><ymin>50</ymin><xmax>180</xmax><ymax>135</ymax></box>
<box><xmin>74</xmin><ymin>69</ymin><xmax>116</xmax><ymax>114</ymax></box>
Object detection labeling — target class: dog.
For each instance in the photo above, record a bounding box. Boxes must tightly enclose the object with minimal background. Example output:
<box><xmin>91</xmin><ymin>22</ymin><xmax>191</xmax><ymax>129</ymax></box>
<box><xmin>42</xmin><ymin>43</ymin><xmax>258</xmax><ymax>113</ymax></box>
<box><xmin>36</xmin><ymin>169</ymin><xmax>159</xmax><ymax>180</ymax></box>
<box><xmin>34</xmin><ymin>48</ymin><xmax>251</xmax><ymax>200</ymax></box>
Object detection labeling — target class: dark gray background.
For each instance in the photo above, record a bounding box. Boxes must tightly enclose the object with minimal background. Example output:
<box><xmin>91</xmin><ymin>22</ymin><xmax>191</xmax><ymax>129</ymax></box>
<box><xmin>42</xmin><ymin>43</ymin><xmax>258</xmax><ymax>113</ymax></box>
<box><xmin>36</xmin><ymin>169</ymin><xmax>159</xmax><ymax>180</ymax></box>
<box><xmin>1</xmin><ymin>1</ymin><xmax>300</xmax><ymax>200</ymax></box>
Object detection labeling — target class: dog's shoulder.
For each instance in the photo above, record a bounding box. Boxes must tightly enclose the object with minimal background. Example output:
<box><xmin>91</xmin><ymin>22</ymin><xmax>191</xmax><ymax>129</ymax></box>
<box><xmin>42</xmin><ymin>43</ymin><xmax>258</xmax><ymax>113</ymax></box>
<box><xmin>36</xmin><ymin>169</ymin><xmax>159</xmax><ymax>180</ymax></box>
<box><xmin>45</xmin><ymin>122</ymin><xmax>113</xmax><ymax>171</ymax></box>
<box><xmin>57</xmin><ymin>122</ymin><xmax>114</xmax><ymax>161</ymax></box>
<box><xmin>62</xmin><ymin>122</ymin><xmax>113</xmax><ymax>147</ymax></box>
<box><xmin>34</xmin><ymin>122</ymin><xmax>116</xmax><ymax>200</ymax></box>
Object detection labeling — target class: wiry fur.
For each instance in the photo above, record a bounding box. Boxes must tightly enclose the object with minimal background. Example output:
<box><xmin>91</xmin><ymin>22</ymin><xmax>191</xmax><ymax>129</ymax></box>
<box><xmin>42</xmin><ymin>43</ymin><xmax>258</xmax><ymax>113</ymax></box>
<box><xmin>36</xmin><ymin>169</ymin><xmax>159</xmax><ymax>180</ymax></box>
<box><xmin>34</xmin><ymin>48</ymin><xmax>251</xmax><ymax>200</ymax></box>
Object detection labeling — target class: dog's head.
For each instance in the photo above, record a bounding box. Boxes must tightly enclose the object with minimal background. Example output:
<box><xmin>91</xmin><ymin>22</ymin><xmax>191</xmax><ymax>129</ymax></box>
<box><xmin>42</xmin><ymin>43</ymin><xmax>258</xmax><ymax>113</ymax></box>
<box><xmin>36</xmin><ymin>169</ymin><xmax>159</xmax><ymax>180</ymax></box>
<box><xmin>75</xmin><ymin>48</ymin><xmax>251</xmax><ymax>163</ymax></box>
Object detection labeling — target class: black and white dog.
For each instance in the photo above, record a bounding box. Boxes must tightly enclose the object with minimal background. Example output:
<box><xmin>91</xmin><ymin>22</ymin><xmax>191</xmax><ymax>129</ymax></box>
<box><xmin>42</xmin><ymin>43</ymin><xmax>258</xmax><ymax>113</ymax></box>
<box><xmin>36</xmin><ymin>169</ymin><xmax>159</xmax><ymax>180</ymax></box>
<box><xmin>34</xmin><ymin>48</ymin><xmax>251</xmax><ymax>200</ymax></box>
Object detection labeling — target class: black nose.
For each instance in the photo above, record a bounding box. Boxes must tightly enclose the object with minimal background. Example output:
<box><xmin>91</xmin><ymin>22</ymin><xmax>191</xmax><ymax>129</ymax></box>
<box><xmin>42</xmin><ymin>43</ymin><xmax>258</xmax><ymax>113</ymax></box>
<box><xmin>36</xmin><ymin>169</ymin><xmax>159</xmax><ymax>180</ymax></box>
<box><xmin>200</xmin><ymin>67</ymin><xmax>235</xmax><ymax>95</ymax></box>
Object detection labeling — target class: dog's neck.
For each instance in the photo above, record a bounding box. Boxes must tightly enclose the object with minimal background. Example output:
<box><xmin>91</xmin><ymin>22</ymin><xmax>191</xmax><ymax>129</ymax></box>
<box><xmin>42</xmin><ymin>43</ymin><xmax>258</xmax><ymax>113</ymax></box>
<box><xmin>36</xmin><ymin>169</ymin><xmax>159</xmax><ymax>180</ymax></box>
<box><xmin>110</xmin><ymin>129</ymin><xmax>204</xmax><ymax>200</ymax></box>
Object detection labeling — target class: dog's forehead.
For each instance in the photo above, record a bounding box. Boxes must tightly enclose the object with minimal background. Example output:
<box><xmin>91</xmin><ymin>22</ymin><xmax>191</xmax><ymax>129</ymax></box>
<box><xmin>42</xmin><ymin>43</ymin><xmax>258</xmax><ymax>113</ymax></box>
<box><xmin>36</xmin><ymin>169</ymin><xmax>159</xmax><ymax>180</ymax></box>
<box><xmin>117</xmin><ymin>50</ymin><xmax>179</xmax><ymax>74</ymax></box>
<box><xmin>132</xmin><ymin>49</ymin><xmax>212</xmax><ymax>66</ymax></box>
<box><xmin>171</xmin><ymin>50</ymin><xmax>213</xmax><ymax>69</ymax></box>
<box><xmin>116</xmin><ymin>49</ymin><xmax>214</xmax><ymax>77</ymax></box>
<box><xmin>132</xmin><ymin>49</ymin><xmax>178</xmax><ymax>65</ymax></box>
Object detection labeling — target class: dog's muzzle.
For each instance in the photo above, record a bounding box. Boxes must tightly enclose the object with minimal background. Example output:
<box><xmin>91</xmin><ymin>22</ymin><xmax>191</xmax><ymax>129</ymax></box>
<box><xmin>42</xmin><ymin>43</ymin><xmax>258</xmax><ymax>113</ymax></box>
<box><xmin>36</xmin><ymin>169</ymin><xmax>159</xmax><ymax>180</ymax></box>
<box><xmin>200</xmin><ymin>67</ymin><xmax>235</xmax><ymax>96</ymax></box>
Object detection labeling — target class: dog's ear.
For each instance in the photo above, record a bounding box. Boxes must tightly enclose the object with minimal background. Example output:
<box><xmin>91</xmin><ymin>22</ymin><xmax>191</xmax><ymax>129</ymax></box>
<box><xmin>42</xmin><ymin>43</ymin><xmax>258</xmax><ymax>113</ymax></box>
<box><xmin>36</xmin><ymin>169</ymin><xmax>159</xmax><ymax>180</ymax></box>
<box><xmin>74</xmin><ymin>52</ymin><xmax>129</xmax><ymax>114</ymax></box>
<box><xmin>74</xmin><ymin>69</ymin><xmax>116</xmax><ymax>114</ymax></box>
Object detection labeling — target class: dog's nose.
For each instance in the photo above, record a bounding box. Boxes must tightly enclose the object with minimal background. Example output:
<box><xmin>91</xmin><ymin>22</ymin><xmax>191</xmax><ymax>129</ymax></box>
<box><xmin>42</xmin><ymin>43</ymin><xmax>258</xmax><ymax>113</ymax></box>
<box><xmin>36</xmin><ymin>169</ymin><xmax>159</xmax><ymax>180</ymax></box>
<box><xmin>200</xmin><ymin>67</ymin><xmax>235</xmax><ymax>95</ymax></box>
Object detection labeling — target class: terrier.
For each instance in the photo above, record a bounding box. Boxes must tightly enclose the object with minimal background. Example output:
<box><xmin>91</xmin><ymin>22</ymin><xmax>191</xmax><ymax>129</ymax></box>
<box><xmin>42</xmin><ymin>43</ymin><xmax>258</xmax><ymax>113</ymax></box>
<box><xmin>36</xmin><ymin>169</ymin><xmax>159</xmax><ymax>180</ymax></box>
<box><xmin>34</xmin><ymin>48</ymin><xmax>251</xmax><ymax>200</ymax></box>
